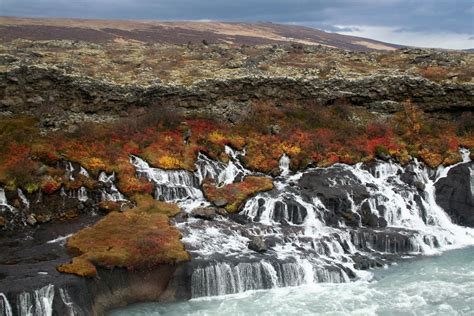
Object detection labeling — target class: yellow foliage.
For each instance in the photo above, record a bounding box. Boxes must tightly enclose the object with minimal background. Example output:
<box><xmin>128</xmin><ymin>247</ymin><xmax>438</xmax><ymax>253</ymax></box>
<box><xmin>157</xmin><ymin>155</ymin><xmax>182</xmax><ymax>169</ymax></box>
<box><xmin>208</xmin><ymin>131</ymin><xmax>226</xmax><ymax>143</ymax></box>
<box><xmin>280</xmin><ymin>143</ymin><xmax>301</xmax><ymax>156</ymax></box>
<box><xmin>84</xmin><ymin>157</ymin><xmax>107</xmax><ymax>171</ymax></box>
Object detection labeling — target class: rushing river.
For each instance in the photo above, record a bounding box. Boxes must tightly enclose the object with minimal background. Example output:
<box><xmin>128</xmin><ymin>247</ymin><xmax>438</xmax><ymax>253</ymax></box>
<box><xmin>110</xmin><ymin>246</ymin><xmax>474</xmax><ymax>315</ymax></box>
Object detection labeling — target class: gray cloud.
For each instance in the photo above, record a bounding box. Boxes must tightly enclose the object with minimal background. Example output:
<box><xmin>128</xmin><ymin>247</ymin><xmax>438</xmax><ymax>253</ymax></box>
<box><xmin>1</xmin><ymin>0</ymin><xmax>473</xmax><ymax>48</ymax></box>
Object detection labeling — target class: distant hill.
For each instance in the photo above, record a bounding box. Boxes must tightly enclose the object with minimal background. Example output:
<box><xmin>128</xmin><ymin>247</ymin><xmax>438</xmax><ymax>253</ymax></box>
<box><xmin>0</xmin><ymin>16</ymin><xmax>400</xmax><ymax>51</ymax></box>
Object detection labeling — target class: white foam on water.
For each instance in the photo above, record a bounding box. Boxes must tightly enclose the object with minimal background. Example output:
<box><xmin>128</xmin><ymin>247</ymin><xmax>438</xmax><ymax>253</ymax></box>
<box><xmin>99</xmin><ymin>172</ymin><xmax>127</xmax><ymax>202</ymax></box>
<box><xmin>0</xmin><ymin>293</ymin><xmax>13</xmax><ymax>316</ymax></box>
<box><xmin>47</xmin><ymin>233</ymin><xmax>73</xmax><ymax>244</ymax></box>
<box><xmin>17</xmin><ymin>189</ymin><xmax>30</xmax><ymax>209</ymax></box>
<box><xmin>126</xmin><ymin>148</ymin><xmax>474</xmax><ymax>300</ymax></box>
<box><xmin>279</xmin><ymin>154</ymin><xmax>290</xmax><ymax>176</ymax></box>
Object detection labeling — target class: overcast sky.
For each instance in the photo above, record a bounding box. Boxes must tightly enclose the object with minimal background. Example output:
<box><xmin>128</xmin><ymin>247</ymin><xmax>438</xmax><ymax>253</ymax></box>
<box><xmin>1</xmin><ymin>0</ymin><xmax>473</xmax><ymax>49</ymax></box>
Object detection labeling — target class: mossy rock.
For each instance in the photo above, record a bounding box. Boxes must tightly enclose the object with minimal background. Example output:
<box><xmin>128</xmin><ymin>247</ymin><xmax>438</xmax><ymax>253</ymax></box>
<box><xmin>203</xmin><ymin>176</ymin><xmax>274</xmax><ymax>213</ymax></box>
<box><xmin>58</xmin><ymin>210</ymin><xmax>189</xmax><ymax>276</ymax></box>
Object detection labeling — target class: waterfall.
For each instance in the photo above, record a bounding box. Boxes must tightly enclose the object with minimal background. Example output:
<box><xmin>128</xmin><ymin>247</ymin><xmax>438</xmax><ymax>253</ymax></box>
<box><xmin>0</xmin><ymin>188</ymin><xmax>12</xmax><ymax>211</ymax></box>
<box><xmin>98</xmin><ymin>172</ymin><xmax>126</xmax><ymax>202</ymax></box>
<box><xmin>18</xmin><ymin>292</ymin><xmax>33</xmax><ymax>316</ymax></box>
<box><xmin>0</xmin><ymin>293</ymin><xmax>12</xmax><ymax>316</ymax></box>
<box><xmin>66</xmin><ymin>187</ymin><xmax>89</xmax><ymax>203</ymax></box>
<box><xmin>1</xmin><ymin>284</ymin><xmax>56</xmax><ymax>316</ymax></box>
<box><xmin>79</xmin><ymin>167</ymin><xmax>90</xmax><ymax>177</ymax></box>
<box><xmin>130</xmin><ymin>155</ymin><xmax>203</xmax><ymax>203</ymax></box>
<box><xmin>59</xmin><ymin>288</ymin><xmax>81</xmax><ymax>316</ymax></box>
<box><xmin>33</xmin><ymin>284</ymin><xmax>54</xmax><ymax>316</ymax></box>
<box><xmin>279</xmin><ymin>154</ymin><xmax>290</xmax><ymax>176</ymax></box>
<box><xmin>195</xmin><ymin>146</ymin><xmax>250</xmax><ymax>186</ymax></box>
<box><xmin>126</xmin><ymin>148</ymin><xmax>474</xmax><ymax>299</ymax></box>
<box><xmin>192</xmin><ymin>261</ymin><xmax>288</xmax><ymax>297</ymax></box>
<box><xmin>17</xmin><ymin>189</ymin><xmax>30</xmax><ymax>209</ymax></box>
<box><xmin>65</xmin><ymin>162</ymin><xmax>75</xmax><ymax>181</ymax></box>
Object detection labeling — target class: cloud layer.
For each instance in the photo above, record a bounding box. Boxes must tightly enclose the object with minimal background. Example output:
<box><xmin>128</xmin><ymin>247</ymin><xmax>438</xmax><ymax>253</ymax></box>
<box><xmin>2</xmin><ymin>0</ymin><xmax>473</xmax><ymax>49</ymax></box>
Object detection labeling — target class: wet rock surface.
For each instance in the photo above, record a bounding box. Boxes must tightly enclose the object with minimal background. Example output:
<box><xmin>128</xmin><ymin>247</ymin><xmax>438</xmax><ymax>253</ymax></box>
<box><xmin>435</xmin><ymin>162</ymin><xmax>474</xmax><ymax>227</ymax></box>
<box><xmin>191</xmin><ymin>207</ymin><xmax>218</xmax><ymax>220</ymax></box>
<box><xmin>1</xmin><ymin>147</ymin><xmax>473</xmax><ymax>314</ymax></box>
<box><xmin>248</xmin><ymin>236</ymin><xmax>267</xmax><ymax>253</ymax></box>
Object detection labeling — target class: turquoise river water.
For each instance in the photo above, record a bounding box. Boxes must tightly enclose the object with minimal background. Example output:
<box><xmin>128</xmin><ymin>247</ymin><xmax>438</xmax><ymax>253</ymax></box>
<box><xmin>109</xmin><ymin>246</ymin><xmax>474</xmax><ymax>316</ymax></box>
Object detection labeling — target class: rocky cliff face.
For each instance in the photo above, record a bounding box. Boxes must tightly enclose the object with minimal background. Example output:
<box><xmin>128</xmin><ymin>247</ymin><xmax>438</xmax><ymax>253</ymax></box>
<box><xmin>1</xmin><ymin>65</ymin><xmax>473</xmax><ymax>129</ymax></box>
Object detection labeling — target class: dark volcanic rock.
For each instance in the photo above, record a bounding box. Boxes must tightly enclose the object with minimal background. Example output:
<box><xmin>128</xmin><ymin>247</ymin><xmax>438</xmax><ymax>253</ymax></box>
<box><xmin>435</xmin><ymin>162</ymin><xmax>474</xmax><ymax>227</ymax></box>
<box><xmin>248</xmin><ymin>236</ymin><xmax>267</xmax><ymax>253</ymax></box>
<box><xmin>0</xmin><ymin>215</ymin><xmax>191</xmax><ymax>316</ymax></box>
<box><xmin>298</xmin><ymin>166</ymin><xmax>369</xmax><ymax>225</ymax></box>
<box><xmin>191</xmin><ymin>207</ymin><xmax>218</xmax><ymax>220</ymax></box>
<box><xmin>1</xmin><ymin>65</ymin><xmax>473</xmax><ymax>130</ymax></box>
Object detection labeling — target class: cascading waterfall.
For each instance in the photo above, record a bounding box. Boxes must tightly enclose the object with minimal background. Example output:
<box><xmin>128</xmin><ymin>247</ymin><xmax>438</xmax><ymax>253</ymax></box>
<box><xmin>195</xmin><ymin>146</ymin><xmax>250</xmax><ymax>186</ymax></box>
<box><xmin>131</xmin><ymin>155</ymin><xmax>203</xmax><ymax>203</ymax></box>
<box><xmin>0</xmin><ymin>187</ymin><xmax>26</xmax><ymax>227</ymax></box>
<box><xmin>59</xmin><ymin>288</ymin><xmax>81</xmax><ymax>316</ymax></box>
<box><xmin>0</xmin><ymin>188</ymin><xmax>12</xmax><ymax>212</ymax></box>
<box><xmin>279</xmin><ymin>154</ymin><xmax>290</xmax><ymax>177</ymax></box>
<box><xmin>33</xmin><ymin>284</ymin><xmax>54</xmax><ymax>316</ymax></box>
<box><xmin>130</xmin><ymin>147</ymin><xmax>474</xmax><ymax>298</ymax></box>
<box><xmin>98</xmin><ymin>172</ymin><xmax>126</xmax><ymax>202</ymax></box>
<box><xmin>17</xmin><ymin>189</ymin><xmax>30</xmax><ymax>209</ymax></box>
<box><xmin>0</xmin><ymin>284</ymin><xmax>56</xmax><ymax>316</ymax></box>
<box><xmin>0</xmin><ymin>293</ymin><xmax>12</xmax><ymax>316</ymax></box>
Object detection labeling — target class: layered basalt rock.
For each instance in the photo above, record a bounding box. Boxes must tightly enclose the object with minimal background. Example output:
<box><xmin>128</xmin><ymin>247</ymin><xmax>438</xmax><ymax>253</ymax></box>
<box><xmin>1</xmin><ymin>65</ymin><xmax>473</xmax><ymax>128</ymax></box>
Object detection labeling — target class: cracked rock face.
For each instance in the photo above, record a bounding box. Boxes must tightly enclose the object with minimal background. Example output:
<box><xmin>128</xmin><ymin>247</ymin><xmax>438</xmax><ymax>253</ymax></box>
<box><xmin>1</xmin><ymin>65</ymin><xmax>473</xmax><ymax>130</ymax></box>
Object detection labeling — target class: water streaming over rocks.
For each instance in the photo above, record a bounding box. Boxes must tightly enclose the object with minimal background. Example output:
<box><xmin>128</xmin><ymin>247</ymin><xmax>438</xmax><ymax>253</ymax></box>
<box><xmin>2</xmin><ymin>149</ymin><xmax>474</xmax><ymax>314</ymax></box>
<box><xmin>130</xmin><ymin>147</ymin><xmax>474</xmax><ymax>298</ymax></box>
<box><xmin>98</xmin><ymin>172</ymin><xmax>127</xmax><ymax>202</ymax></box>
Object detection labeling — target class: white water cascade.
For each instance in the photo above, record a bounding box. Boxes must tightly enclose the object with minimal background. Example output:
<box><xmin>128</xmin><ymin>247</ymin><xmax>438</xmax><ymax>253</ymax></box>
<box><xmin>0</xmin><ymin>294</ymin><xmax>12</xmax><ymax>316</ymax></box>
<box><xmin>0</xmin><ymin>188</ymin><xmax>13</xmax><ymax>212</ymax></box>
<box><xmin>195</xmin><ymin>146</ymin><xmax>250</xmax><ymax>186</ymax></box>
<box><xmin>134</xmin><ymin>147</ymin><xmax>473</xmax><ymax>298</ymax></box>
<box><xmin>98</xmin><ymin>172</ymin><xmax>126</xmax><ymax>202</ymax></box>
<box><xmin>131</xmin><ymin>155</ymin><xmax>203</xmax><ymax>203</ymax></box>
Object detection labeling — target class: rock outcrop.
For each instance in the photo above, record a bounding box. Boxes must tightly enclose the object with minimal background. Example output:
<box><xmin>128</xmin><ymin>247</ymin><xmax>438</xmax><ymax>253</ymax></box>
<box><xmin>435</xmin><ymin>162</ymin><xmax>474</xmax><ymax>227</ymax></box>
<box><xmin>1</xmin><ymin>65</ymin><xmax>473</xmax><ymax>129</ymax></box>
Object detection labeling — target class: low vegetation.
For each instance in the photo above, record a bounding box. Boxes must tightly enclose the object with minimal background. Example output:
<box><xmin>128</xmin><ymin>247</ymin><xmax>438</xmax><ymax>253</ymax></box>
<box><xmin>0</xmin><ymin>99</ymin><xmax>472</xmax><ymax>198</ymax></box>
<box><xmin>57</xmin><ymin>194</ymin><xmax>188</xmax><ymax>277</ymax></box>
<box><xmin>1</xmin><ymin>40</ymin><xmax>472</xmax><ymax>85</ymax></box>
<box><xmin>203</xmin><ymin>176</ymin><xmax>274</xmax><ymax>212</ymax></box>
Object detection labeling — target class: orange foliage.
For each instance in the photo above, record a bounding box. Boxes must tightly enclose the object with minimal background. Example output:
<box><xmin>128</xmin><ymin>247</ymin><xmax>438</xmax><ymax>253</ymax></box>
<box><xmin>203</xmin><ymin>176</ymin><xmax>274</xmax><ymax>212</ymax></box>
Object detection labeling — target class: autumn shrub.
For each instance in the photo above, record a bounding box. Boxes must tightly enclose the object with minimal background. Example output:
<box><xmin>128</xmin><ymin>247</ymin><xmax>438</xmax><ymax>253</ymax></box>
<box><xmin>419</xmin><ymin>66</ymin><xmax>449</xmax><ymax>81</ymax></box>
<box><xmin>41</xmin><ymin>177</ymin><xmax>62</xmax><ymax>194</ymax></box>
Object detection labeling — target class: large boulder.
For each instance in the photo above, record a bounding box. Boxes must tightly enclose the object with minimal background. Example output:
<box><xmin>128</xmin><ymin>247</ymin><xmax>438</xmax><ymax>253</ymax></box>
<box><xmin>298</xmin><ymin>166</ymin><xmax>369</xmax><ymax>226</ymax></box>
<box><xmin>435</xmin><ymin>162</ymin><xmax>474</xmax><ymax>227</ymax></box>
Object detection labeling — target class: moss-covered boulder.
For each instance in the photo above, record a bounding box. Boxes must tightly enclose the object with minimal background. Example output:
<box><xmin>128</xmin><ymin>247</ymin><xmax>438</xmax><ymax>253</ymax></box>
<box><xmin>203</xmin><ymin>176</ymin><xmax>274</xmax><ymax>213</ymax></box>
<box><xmin>57</xmin><ymin>196</ymin><xmax>187</xmax><ymax>277</ymax></box>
